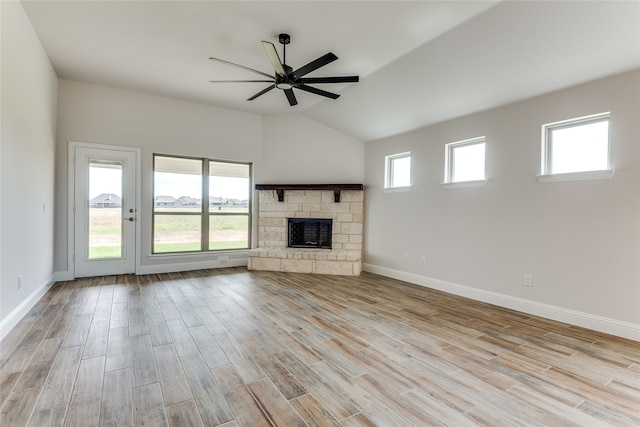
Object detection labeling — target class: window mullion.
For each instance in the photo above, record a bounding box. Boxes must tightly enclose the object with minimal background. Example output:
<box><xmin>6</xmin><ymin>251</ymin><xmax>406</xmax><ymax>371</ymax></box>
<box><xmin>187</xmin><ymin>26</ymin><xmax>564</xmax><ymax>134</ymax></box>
<box><xmin>201</xmin><ymin>159</ymin><xmax>210</xmax><ymax>251</ymax></box>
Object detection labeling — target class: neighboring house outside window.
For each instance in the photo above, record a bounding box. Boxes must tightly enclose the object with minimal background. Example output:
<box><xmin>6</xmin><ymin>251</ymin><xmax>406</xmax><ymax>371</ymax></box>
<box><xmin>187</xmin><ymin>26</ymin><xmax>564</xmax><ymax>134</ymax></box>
<box><xmin>90</xmin><ymin>193</ymin><xmax>122</xmax><ymax>208</ymax></box>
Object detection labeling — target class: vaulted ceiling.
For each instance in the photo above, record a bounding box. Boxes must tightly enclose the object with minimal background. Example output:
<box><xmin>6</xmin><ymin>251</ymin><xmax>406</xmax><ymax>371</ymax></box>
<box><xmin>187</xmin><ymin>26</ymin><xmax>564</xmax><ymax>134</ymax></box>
<box><xmin>22</xmin><ymin>1</ymin><xmax>640</xmax><ymax>141</ymax></box>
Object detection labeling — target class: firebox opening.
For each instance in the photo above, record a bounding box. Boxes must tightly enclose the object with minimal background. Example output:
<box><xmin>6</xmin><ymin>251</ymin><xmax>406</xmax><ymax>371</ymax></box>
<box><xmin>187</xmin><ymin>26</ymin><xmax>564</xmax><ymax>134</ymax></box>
<box><xmin>288</xmin><ymin>218</ymin><xmax>332</xmax><ymax>249</ymax></box>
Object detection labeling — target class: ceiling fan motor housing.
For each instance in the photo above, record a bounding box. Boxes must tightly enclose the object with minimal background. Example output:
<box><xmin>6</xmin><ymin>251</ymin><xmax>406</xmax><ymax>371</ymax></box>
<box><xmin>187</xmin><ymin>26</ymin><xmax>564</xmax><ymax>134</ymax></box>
<box><xmin>276</xmin><ymin>64</ymin><xmax>296</xmax><ymax>90</ymax></box>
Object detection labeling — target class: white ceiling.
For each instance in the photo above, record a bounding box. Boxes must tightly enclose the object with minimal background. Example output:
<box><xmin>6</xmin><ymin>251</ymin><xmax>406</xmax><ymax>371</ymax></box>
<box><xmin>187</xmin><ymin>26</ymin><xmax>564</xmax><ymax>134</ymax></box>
<box><xmin>22</xmin><ymin>1</ymin><xmax>640</xmax><ymax>142</ymax></box>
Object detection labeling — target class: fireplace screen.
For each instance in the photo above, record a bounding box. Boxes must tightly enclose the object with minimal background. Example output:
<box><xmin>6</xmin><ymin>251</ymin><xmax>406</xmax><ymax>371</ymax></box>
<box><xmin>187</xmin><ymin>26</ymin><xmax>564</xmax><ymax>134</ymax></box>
<box><xmin>288</xmin><ymin>218</ymin><xmax>332</xmax><ymax>249</ymax></box>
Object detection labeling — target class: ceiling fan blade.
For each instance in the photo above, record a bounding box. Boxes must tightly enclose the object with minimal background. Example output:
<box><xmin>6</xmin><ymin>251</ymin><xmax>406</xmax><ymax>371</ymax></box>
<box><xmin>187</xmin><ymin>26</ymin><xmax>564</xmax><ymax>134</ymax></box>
<box><xmin>262</xmin><ymin>41</ymin><xmax>286</xmax><ymax>76</ymax></box>
<box><xmin>293</xmin><ymin>53</ymin><xmax>338</xmax><ymax>78</ymax></box>
<box><xmin>300</xmin><ymin>76</ymin><xmax>359</xmax><ymax>84</ymax></box>
<box><xmin>210</xmin><ymin>80</ymin><xmax>274</xmax><ymax>83</ymax></box>
<box><xmin>209</xmin><ymin>57</ymin><xmax>273</xmax><ymax>79</ymax></box>
<box><xmin>297</xmin><ymin>84</ymin><xmax>340</xmax><ymax>99</ymax></box>
<box><xmin>247</xmin><ymin>85</ymin><xmax>276</xmax><ymax>101</ymax></box>
<box><xmin>284</xmin><ymin>88</ymin><xmax>298</xmax><ymax>106</ymax></box>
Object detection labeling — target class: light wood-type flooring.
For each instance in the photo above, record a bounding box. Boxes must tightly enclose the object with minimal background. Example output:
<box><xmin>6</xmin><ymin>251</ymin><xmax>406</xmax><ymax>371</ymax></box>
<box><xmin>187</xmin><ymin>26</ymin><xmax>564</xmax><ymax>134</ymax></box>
<box><xmin>1</xmin><ymin>268</ymin><xmax>639</xmax><ymax>426</ymax></box>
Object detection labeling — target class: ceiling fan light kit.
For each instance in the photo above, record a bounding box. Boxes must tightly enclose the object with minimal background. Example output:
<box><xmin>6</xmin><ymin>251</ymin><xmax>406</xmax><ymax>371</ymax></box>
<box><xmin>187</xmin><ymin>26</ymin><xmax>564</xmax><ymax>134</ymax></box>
<box><xmin>209</xmin><ymin>33</ymin><xmax>359</xmax><ymax>106</ymax></box>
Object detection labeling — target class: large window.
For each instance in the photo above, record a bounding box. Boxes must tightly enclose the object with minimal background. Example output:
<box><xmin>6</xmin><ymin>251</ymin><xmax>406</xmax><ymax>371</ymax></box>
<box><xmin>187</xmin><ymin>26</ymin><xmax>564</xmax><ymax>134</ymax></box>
<box><xmin>541</xmin><ymin>112</ymin><xmax>610</xmax><ymax>176</ymax></box>
<box><xmin>153</xmin><ymin>155</ymin><xmax>251</xmax><ymax>254</ymax></box>
<box><xmin>444</xmin><ymin>137</ymin><xmax>486</xmax><ymax>183</ymax></box>
<box><xmin>385</xmin><ymin>152</ymin><xmax>411</xmax><ymax>189</ymax></box>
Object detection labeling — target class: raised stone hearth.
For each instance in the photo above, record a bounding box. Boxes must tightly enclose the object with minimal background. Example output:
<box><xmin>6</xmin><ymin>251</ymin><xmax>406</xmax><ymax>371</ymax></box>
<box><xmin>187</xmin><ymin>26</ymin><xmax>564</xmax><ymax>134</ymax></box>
<box><xmin>248</xmin><ymin>185</ymin><xmax>364</xmax><ymax>276</ymax></box>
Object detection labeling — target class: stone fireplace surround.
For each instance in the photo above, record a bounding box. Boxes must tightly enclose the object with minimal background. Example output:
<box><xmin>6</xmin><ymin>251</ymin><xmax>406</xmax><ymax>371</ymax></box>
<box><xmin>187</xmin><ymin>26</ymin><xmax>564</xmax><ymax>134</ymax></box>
<box><xmin>247</xmin><ymin>184</ymin><xmax>364</xmax><ymax>276</ymax></box>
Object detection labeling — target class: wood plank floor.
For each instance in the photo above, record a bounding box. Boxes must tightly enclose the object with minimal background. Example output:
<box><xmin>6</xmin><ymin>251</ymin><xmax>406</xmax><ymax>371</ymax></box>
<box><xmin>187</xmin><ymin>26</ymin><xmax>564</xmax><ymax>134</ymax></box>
<box><xmin>1</xmin><ymin>268</ymin><xmax>639</xmax><ymax>426</ymax></box>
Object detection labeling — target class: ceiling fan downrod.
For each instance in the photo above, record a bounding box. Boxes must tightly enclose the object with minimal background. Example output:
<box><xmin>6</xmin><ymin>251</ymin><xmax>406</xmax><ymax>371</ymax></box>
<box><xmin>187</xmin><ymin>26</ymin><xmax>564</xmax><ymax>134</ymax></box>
<box><xmin>278</xmin><ymin>33</ymin><xmax>290</xmax><ymax>65</ymax></box>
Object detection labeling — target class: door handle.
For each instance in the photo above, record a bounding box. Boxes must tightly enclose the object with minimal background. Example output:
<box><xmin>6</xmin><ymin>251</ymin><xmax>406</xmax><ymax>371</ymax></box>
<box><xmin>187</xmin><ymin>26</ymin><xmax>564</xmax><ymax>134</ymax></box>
<box><xmin>124</xmin><ymin>217</ymin><xmax>135</xmax><ymax>222</ymax></box>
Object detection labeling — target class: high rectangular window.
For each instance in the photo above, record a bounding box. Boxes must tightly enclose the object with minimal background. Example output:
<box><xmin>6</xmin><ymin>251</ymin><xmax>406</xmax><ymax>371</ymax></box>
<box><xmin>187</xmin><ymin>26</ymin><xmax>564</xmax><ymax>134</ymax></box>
<box><xmin>385</xmin><ymin>152</ymin><xmax>411</xmax><ymax>189</ymax></box>
<box><xmin>542</xmin><ymin>112</ymin><xmax>610</xmax><ymax>175</ymax></box>
<box><xmin>444</xmin><ymin>137</ymin><xmax>486</xmax><ymax>183</ymax></box>
<box><xmin>153</xmin><ymin>155</ymin><xmax>251</xmax><ymax>254</ymax></box>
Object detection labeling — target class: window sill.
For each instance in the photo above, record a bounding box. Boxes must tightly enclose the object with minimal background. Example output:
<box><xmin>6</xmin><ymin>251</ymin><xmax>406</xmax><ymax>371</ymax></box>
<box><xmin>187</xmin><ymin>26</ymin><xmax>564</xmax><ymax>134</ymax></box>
<box><xmin>537</xmin><ymin>169</ymin><xmax>615</xmax><ymax>183</ymax></box>
<box><xmin>148</xmin><ymin>249</ymin><xmax>247</xmax><ymax>259</ymax></box>
<box><xmin>383</xmin><ymin>186</ymin><xmax>412</xmax><ymax>193</ymax></box>
<box><xmin>441</xmin><ymin>179</ymin><xmax>487</xmax><ymax>190</ymax></box>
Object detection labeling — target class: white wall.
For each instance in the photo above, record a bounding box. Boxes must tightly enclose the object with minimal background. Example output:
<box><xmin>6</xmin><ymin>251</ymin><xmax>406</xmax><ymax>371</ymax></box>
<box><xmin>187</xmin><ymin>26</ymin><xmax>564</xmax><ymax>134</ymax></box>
<box><xmin>56</xmin><ymin>79</ymin><xmax>262</xmax><ymax>274</ymax></box>
<box><xmin>364</xmin><ymin>70</ymin><xmax>640</xmax><ymax>338</ymax></box>
<box><xmin>0</xmin><ymin>1</ymin><xmax>58</xmax><ymax>333</ymax></box>
<box><xmin>261</xmin><ymin>114</ymin><xmax>364</xmax><ymax>184</ymax></box>
<box><xmin>55</xmin><ymin>80</ymin><xmax>365</xmax><ymax>276</ymax></box>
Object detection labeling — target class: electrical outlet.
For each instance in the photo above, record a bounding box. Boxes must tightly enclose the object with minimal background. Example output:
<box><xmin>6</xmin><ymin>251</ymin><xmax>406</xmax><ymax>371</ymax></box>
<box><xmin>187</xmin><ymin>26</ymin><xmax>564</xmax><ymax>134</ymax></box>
<box><xmin>523</xmin><ymin>273</ymin><xmax>533</xmax><ymax>287</ymax></box>
<box><xmin>402</xmin><ymin>254</ymin><xmax>409</xmax><ymax>263</ymax></box>
<box><xmin>17</xmin><ymin>275</ymin><xmax>23</xmax><ymax>290</ymax></box>
<box><xmin>420</xmin><ymin>256</ymin><xmax>426</xmax><ymax>266</ymax></box>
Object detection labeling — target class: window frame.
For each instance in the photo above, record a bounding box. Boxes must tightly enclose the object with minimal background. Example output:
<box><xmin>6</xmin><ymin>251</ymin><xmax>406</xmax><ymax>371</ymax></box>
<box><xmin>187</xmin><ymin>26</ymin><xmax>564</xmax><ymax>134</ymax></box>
<box><xmin>152</xmin><ymin>154</ymin><xmax>252</xmax><ymax>254</ymax></box>
<box><xmin>384</xmin><ymin>151</ymin><xmax>411</xmax><ymax>190</ymax></box>
<box><xmin>539</xmin><ymin>112</ymin><xmax>614</xmax><ymax>182</ymax></box>
<box><xmin>443</xmin><ymin>136</ymin><xmax>486</xmax><ymax>186</ymax></box>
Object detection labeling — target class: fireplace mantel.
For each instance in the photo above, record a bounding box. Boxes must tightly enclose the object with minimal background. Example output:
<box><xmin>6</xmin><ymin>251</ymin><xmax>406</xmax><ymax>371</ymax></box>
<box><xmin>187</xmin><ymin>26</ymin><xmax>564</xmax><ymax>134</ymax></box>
<box><xmin>255</xmin><ymin>184</ymin><xmax>364</xmax><ymax>202</ymax></box>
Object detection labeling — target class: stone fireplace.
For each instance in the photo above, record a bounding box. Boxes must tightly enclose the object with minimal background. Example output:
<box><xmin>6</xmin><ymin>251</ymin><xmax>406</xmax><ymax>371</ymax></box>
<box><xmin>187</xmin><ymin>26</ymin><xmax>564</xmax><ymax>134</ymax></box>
<box><xmin>247</xmin><ymin>184</ymin><xmax>364</xmax><ymax>276</ymax></box>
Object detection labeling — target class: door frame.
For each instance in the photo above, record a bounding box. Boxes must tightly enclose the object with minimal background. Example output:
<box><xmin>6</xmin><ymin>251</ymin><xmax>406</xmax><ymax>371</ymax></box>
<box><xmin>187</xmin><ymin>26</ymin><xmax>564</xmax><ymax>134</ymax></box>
<box><xmin>68</xmin><ymin>141</ymin><xmax>142</xmax><ymax>277</ymax></box>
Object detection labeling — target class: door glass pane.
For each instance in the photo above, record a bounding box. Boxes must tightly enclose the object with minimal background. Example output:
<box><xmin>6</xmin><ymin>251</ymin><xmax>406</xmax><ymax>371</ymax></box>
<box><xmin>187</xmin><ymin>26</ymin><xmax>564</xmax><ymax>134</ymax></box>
<box><xmin>88</xmin><ymin>160</ymin><xmax>123</xmax><ymax>259</ymax></box>
<box><xmin>209</xmin><ymin>215</ymin><xmax>249</xmax><ymax>250</ymax></box>
<box><xmin>153</xmin><ymin>215</ymin><xmax>202</xmax><ymax>253</ymax></box>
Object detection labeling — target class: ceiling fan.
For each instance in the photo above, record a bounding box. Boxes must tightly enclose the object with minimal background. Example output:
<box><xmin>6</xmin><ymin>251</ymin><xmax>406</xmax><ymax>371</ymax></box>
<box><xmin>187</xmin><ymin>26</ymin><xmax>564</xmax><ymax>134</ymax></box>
<box><xmin>209</xmin><ymin>33</ymin><xmax>359</xmax><ymax>106</ymax></box>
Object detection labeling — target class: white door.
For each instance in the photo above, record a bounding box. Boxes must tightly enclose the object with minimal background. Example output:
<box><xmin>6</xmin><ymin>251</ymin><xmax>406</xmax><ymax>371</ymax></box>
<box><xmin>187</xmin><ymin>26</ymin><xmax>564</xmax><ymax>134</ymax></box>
<box><xmin>73</xmin><ymin>145</ymin><xmax>138</xmax><ymax>277</ymax></box>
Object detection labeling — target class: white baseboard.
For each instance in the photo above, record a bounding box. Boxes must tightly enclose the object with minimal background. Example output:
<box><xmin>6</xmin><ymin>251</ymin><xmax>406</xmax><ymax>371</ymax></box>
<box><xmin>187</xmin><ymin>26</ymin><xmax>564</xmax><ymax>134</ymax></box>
<box><xmin>0</xmin><ymin>276</ymin><xmax>55</xmax><ymax>342</ymax></box>
<box><xmin>363</xmin><ymin>263</ymin><xmax>640</xmax><ymax>342</ymax></box>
